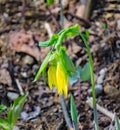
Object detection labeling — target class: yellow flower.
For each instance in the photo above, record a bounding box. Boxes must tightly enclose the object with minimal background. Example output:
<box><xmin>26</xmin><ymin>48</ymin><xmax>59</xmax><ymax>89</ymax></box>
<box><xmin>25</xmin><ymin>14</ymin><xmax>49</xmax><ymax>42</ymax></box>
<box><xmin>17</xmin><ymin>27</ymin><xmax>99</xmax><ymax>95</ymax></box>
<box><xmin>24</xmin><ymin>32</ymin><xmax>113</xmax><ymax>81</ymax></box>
<box><xmin>48</xmin><ymin>62</ymin><xmax>68</xmax><ymax>97</ymax></box>
<box><xmin>48</xmin><ymin>65</ymin><xmax>57</xmax><ymax>89</ymax></box>
<box><xmin>56</xmin><ymin>62</ymin><xmax>68</xmax><ymax>97</ymax></box>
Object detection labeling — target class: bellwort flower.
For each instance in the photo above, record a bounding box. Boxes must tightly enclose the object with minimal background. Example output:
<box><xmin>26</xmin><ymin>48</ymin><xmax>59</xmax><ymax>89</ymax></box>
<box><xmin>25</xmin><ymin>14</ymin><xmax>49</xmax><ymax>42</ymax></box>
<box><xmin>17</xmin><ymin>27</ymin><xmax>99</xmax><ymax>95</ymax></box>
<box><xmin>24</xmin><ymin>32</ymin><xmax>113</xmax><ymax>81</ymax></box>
<box><xmin>48</xmin><ymin>62</ymin><xmax>68</xmax><ymax>97</ymax></box>
<box><xmin>35</xmin><ymin>25</ymin><xmax>79</xmax><ymax>97</ymax></box>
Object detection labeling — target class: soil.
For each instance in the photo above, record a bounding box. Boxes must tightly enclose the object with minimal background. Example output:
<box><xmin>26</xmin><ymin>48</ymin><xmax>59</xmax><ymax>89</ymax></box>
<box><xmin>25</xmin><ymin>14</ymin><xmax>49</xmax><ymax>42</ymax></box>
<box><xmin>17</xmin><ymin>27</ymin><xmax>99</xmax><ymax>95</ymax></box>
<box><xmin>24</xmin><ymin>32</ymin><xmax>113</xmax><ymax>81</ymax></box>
<box><xmin>0</xmin><ymin>0</ymin><xmax>120</xmax><ymax>130</ymax></box>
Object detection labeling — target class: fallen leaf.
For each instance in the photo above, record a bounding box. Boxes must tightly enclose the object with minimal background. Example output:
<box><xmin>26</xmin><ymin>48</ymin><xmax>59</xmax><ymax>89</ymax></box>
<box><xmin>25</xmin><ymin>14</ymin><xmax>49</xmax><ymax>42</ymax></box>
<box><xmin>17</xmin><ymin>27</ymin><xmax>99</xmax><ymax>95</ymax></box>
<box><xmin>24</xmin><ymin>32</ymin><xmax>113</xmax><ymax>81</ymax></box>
<box><xmin>0</xmin><ymin>68</ymin><xmax>12</xmax><ymax>86</ymax></box>
<box><xmin>9</xmin><ymin>30</ymin><xmax>41</xmax><ymax>61</ymax></box>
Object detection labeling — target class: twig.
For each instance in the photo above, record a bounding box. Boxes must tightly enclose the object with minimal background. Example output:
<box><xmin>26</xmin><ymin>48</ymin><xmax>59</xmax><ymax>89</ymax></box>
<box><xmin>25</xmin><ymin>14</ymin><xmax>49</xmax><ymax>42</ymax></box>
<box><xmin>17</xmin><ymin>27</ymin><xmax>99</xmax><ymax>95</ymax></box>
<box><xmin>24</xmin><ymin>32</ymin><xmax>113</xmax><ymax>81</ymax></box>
<box><xmin>104</xmin><ymin>0</ymin><xmax>120</xmax><ymax>3</ymax></box>
<box><xmin>94</xmin><ymin>8</ymin><xmax>120</xmax><ymax>14</ymax></box>
<box><xmin>8</xmin><ymin>61</ymin><xmax>18</xmax><ymax>90</ymax></box>
<box><xmin>16</xmin><ymin>79</ymin><xmax>24</xmax><ymax>95</ymax></box>
<box><xmin>46</xmin><ymin>7</ymin><xmax>61</xmax><ymax>30</ymax></box>
<box><xmin>66</xmin><ymin>13</ymin><xmax>91</xmax><ymax>28</ymax></box>
<box><xmin>86</xmin><ymin>97</ymin><xmax>120</xmax><ymax>122</ymax></box>
<box><xmin>100</xmin><ymin>32</ymin><xmax>116</xmax><ymax>44</ymax></box>
<box><xmin>44</xmin><ymin>22</ymin><xmax>53</xmax><ymax>38</ymax></box>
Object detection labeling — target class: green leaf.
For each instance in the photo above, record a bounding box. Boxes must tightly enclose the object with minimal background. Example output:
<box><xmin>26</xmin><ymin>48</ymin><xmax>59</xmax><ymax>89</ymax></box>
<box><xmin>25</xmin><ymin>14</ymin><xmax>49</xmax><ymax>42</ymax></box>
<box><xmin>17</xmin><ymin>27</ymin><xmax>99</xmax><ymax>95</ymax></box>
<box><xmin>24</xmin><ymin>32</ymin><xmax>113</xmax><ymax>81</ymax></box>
<box><xmin>70</xmin><ymin>95</ymin><xmax>77</xmax><ymax>124</ymax></box>
<box><xmin>59</xmin><ymin>47</ymin><xmax>76</xmax><ymax>76</ymax></box>
<box><xmin>69</xmin><ymin>62</ymin><xmax>90</xmax><ymax>86</ymax></box>
<box><xmin>84</xmin><ymin>29</ymin><xmax>90</xmax><ymax>39</ymax></box>
<box><xmin>39</xmin><ymin>34</ymin><xmax>58</xmax><ymax>47</ymax></box>
<box><xmin>102</xmin><ymin>23</ymin><xmax>107</xmax><ymax>30</ymax></box>
<box><xmin>0</xmin><ymin>105</ymin><xmax>7</xmax><ymax>113</ymax></box>
<box><xmin>46</xmin><ymin>0</ymin><xmax>54</xmax><ymax>5</ymax></box>
<box><xmin>65</xmin><ymin>24</ymin><xmax>80</xmax><ymax>37</ymax></box>
<box><xmin>34</xmin><ymin>51</ymin><xmax>55</xmax><ymax>81</ymax></box>
<box><xmin>8</xmin><ymin>94</ymin><xmax>28</xmax><ymax>128</ymax></box>
<box><xmin>79</xmin><ymin>62</ymin><xmax>91</xmax><ymax>81</ymax></box>
<box><xmin>55</xmin><ymin>24</ymin><xmax>80</xmax><ymax>49</ymax></box>
<box><xmin>62</xmin><ymin>51</ymin><xmax>76</xmax><ymax>74</ymax></box>
<box><xmin>58</xmin><ymin>24</ymin><xmax>80</xmax><ymax>37</ymax></box>
<box><xmin>115</xmin><ymin>114</ymin><xmax>120</xmax><ymax>130</ymax></box>
<box><xmin>68</xmin><ymin>67</ymin><xmax>80</xmax><ymax>86</ymax></box>
<box><xmin>58</xmin><ymin>28</ymin><xmax>65</xmax><ymax>35</ymax></box>
<box><xmin>0</xmin><ymin>118</ymin><xmax>10</xmax><ymax>130</ymax></box>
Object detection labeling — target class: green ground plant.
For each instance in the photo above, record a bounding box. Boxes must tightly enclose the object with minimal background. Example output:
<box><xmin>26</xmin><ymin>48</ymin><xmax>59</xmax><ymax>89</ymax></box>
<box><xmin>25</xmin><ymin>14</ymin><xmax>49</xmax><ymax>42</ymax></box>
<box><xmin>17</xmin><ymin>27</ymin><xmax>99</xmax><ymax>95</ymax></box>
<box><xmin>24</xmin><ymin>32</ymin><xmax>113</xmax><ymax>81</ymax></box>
<box><xmin>0</xmin><ymin>94</ymin><xmax>27</xmax><ymax>130</ymax></box>
<box><xmin>0</xmin><ymin>105</ymin><xmax>7</xmax><ymax>113</ymax></box>
<box><xmin>115</xmin><ymin>114</ymin><xmax>120</xmax><ymax>130</ymax></box>
<box><xmin>34</xmin><ymin>24</ymin><xmax>99</xmax><ymax>130</ymax></box>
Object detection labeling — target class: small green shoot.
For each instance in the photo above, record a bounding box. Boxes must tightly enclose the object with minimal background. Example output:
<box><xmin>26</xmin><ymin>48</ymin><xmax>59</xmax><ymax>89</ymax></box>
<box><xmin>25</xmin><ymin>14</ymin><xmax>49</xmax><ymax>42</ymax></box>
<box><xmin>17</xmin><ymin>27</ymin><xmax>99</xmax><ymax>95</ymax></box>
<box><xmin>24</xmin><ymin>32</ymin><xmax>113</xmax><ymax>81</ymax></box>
<box><xmin>83</xmin><ymin>29</ymin><xmax>90</xmax><ymax>39</ymax></box>
<box><xmin>102</xmin><ymin>23</ymin><xmax>107</xmax><ymax>31</ymax></box>
<box><xmin>70</xmin><ymin>95</ymin><xmax>78</xmax><ymax>130</ymax></box>
<box><xmin>0</xmin><ymin>94</ymin><xmax>27</xmax><ymax>130</ymax></box>
<box><xmin>0</xmin><ymin>118</ymin><xmax>10</xmax><ymax>130</ymax></box>
<box><xmin>46</xmin><ymin>0</ymin><xmax>54</xmax><ymax>5</ymax></box>
<box><xmin>115</xmin><ymin>114</ymin><xmax>120</xmax><ymax>130</ymax></box>
<box><xmin>0</xmin><ymin>105</ymin><xmax>7</xmax><ymax>113</ymax></box>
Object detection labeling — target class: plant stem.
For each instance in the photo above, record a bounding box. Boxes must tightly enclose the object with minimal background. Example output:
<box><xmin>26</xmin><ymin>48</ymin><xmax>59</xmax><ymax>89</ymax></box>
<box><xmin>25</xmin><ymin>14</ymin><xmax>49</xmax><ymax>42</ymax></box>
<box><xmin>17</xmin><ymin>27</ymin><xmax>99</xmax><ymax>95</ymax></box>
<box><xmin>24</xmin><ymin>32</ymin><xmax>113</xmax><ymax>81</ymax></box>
<box><xmin>73</xmin><ymin>122</ymin><xmax>78</xmax><ymax>130</ymax></box>
<box><xmin>59</xmin><ymin>0</ymin><xmax>64</xmax><ymax>29</ymax></box>
<box><xmin>60</xmin><ymin>94</ymin><xmax>73</xmax><ymax>129</ymax></box>
<box><xmin>78</xmin><ymin>32</ymin><xmax>100</xmax><ymax>130</ymax></box>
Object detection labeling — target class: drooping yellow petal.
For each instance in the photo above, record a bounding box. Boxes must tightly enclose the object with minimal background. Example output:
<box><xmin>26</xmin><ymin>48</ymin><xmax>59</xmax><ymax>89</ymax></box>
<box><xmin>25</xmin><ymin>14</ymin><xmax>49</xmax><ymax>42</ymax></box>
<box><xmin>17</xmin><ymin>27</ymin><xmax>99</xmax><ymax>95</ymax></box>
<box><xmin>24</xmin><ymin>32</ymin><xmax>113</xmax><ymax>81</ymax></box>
<box><xmin>48</xmin><ymin>65</ymin><xmax>57</xmax><ymax>89</ymax></box>
<box><xmin>56</xmin><ymin>62</ymin><xmax>68</xmax><ymax>97</ymax></box>
<box><xmin>63</xmin><ymin>83</ymin><xmax>68</xmax><ymax>97</ymax></box>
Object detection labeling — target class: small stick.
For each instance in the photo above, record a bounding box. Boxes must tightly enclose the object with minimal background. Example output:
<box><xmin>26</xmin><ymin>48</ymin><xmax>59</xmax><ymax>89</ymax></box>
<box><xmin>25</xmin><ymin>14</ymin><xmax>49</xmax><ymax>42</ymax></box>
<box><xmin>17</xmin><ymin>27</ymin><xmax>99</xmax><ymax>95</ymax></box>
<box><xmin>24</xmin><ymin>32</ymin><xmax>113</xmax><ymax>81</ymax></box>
<box><xmin>86</xmin><ymin>97</ymin><xmax>120</xmax><ymax>122</ymax></box>
<box><xmin>16</xmin><ymin>79</ymin><xmax>24</xmax><ymax>95</ymax></box>
<box><xmin>44</xmin><ymin>22</ymin><xmax>53</xmax><ymax>38</ymax></box>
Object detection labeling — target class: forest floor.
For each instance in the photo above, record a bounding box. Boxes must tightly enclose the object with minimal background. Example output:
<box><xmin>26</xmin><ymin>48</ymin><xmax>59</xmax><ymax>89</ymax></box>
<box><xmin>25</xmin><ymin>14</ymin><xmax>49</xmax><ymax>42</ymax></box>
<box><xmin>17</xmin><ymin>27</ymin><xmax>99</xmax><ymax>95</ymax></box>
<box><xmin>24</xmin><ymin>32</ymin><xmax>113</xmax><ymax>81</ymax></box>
<box><xmin>0</xmin><ymin>0</ymin><xmax>120</xmax><ymax>130</ymax></box>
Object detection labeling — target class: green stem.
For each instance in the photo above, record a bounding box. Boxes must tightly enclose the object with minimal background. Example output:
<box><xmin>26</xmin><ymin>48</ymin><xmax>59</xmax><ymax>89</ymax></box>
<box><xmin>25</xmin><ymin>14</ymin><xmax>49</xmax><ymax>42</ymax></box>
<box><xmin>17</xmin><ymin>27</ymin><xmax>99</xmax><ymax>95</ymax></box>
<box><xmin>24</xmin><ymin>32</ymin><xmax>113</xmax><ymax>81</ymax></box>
<box><xmin>59</xmin><ymin>0</ymin><xmax>64</xmax><ymax>29</ymax></box>
<box><xmin>78</xmin><ymin>32</ymin><xmax>99</xmax><ymax>130</ymax></box>
<box><xmin>56</xmin><ymin>28</ymin><xmax>73</xmax><ymax>50</ymax></box>
<box><xmin>60</xmin><ymin>94</ymin><xmax>73</xmax><ymax>129</ymax></box>
<box><xmin>72</xmin><ymin>121</ymin><xmax>78</xmax><ymax>130</ymax></box>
